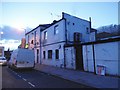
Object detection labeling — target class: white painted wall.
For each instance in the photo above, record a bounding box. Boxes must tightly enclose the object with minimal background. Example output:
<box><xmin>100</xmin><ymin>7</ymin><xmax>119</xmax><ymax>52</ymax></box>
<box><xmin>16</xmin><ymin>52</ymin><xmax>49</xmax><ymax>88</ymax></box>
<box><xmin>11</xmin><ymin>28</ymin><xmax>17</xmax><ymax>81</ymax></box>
<box><xmin>94</xmin><ymin>42</ymin><xmax>119</xmax><ymax>76</ymax></box>
<box><xmin>63</xmin><ymin>13</ymin><xmax>91</xmax><ymax>43</ymax></box>
<box><xmin>82</xmin><ymin>41</ymin><xmax>120</xmax><ymax>76</ymax></box>
<box><xmin>41</xmin><ymin>19</ymin><xmax>65</xmax><ymax>45</ymax></box>
<box><xmin>41</xmin><ymin>43</ymin><xmax>65</xmax><ymax>68</ymax></box>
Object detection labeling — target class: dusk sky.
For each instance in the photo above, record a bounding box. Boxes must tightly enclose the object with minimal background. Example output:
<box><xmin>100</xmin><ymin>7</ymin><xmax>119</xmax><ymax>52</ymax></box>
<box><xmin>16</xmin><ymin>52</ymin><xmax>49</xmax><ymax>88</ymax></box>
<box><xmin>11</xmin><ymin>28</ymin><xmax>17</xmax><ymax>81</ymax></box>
<box><xmin>1</xmin><ymin>1</ymin><xmax>118</xmax><ymax>30</ymax></box>
<box><xmin>0</xmin><ymin>1</ymin><xmax>119</xmax><ymax>50</ymax></box>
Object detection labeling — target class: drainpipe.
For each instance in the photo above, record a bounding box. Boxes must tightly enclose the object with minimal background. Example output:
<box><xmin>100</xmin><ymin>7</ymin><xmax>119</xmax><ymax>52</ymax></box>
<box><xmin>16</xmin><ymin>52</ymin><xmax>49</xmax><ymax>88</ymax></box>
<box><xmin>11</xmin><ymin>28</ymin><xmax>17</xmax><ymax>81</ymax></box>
<box><xmin>40</xmin><ymin>26</ymin><xmax>42</xmax><ymax>64</ymax></box>
<box><xmin>63</xmin><ymin>17</ymin><xmax>67</xmax><ymax>68</ymax></box>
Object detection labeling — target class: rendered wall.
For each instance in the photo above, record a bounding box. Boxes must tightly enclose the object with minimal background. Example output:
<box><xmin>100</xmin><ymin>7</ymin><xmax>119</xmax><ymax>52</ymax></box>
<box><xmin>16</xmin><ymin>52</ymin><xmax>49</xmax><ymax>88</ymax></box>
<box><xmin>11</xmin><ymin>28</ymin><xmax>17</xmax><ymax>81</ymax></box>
<box><xmin>82</xmin><ymin>41</ymin><xmax>119</xmax><ymax>76</ymax></box>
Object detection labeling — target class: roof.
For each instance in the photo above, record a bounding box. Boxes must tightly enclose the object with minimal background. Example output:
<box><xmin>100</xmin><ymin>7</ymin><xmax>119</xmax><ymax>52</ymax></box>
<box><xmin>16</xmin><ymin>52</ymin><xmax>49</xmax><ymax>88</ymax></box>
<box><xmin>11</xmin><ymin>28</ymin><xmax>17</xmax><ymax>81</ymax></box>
<box><xmin>25</xmin><ymin>24</ymin><xmax>51</xmax><ymax>35</ymax></box>
<box><xmin>96</xmin><ymin>32</ymin><xmax>111</xmax><ymax>39</ymax></box>
<box><xmin>40</xmin><ymin>12</ymin><xmax>90</xmax><ymax>32</ymax></box>
<box><xmin>40</xmin><ymin>18</ymin><xmax>64</xmax><ymax>32</ymax></box>
<box><xmin>90</xmin><ymin>28</ymin><xmax>97</xmax><ymax>33</ymax></box>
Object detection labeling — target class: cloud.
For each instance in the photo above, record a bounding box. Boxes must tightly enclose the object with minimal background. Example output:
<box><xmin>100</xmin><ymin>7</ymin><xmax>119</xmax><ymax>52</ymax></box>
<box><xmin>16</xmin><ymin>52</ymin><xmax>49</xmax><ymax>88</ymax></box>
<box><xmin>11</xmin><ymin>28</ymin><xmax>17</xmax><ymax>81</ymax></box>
<box><xmin>0</xmin><ymin>25</ymin><xmax>25</xmax><ymax>40</ymax></box>
<box><xmin>0</xmin><ymin>25</ymin><xmax>32</xmax><ymax>50</ymax></box>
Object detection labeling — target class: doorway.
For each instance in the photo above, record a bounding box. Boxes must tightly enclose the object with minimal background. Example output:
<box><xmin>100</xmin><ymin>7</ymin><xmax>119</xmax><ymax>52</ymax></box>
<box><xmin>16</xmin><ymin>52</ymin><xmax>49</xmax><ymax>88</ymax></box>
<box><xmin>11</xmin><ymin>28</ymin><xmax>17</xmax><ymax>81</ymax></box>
<box><xmin>75</xmin><ymin>45</ymin><xmax>84</xmax><ymax>70</ymax></box>
<box><xmin>37</xmin><ymin>49</ymin><xmax>39</xmax><ymax>63</ymax></box>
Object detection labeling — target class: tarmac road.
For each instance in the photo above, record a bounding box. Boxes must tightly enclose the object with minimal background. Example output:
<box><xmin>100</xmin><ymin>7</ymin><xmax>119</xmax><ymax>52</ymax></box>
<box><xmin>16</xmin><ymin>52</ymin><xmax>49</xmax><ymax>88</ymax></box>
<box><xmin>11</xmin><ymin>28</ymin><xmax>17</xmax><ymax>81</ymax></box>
<box><xmin>2</xmin><ymin>66</ymin><xmax>91</xmax><ymax>89</ymax></box>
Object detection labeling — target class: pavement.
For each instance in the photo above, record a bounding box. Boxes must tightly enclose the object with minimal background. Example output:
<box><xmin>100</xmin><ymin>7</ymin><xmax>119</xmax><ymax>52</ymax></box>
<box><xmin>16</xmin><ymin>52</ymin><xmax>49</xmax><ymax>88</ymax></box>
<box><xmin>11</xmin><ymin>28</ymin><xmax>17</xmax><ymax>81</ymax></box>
<box><xmin>34</xmin><ymin>63</ymin><xmax>119</xmax><ymax>88</ymax></box>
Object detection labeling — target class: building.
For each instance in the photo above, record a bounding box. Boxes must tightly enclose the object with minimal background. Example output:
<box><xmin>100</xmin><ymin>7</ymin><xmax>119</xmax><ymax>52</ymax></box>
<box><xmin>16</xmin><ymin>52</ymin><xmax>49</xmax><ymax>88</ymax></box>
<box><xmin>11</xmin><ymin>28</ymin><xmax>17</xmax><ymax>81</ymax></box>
<box><xmin>25</xmin><ymin>12</ymin><xmax>96</xmax><ymax>70</ymax></box>
<box><xmin>25</xmin><ymin>24</ymin><xmax>50</xmax><ymax>63</ymax></box>
<box><xmin>82</xmin><ymin>36</ymin><xmax>120</xmax><ymax>76</ymax></box>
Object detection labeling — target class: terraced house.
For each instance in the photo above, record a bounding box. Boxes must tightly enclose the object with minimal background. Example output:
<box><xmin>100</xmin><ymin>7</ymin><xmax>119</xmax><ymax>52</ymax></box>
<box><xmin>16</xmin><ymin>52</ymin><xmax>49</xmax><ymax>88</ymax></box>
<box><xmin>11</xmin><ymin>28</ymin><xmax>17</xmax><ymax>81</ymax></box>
<box><xmin>25</xmin><ymin>12</ymin><xmax>96</xmax><ymax>70</ymax></box>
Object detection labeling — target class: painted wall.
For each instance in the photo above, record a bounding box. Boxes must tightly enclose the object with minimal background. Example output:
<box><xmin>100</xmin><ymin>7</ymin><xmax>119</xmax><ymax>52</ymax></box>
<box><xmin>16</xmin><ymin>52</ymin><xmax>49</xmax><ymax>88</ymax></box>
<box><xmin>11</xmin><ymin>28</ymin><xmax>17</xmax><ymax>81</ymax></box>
<box><xmin>41</xmin><ymin>43</ymin><xmax>65</xmax><ymax>68</ymax></box>
<box><xmin>63</xmin><ymin>13</ymin><xmax>91</xmax><ymax>43</ymax></box>
<box><xmin>25</xmin><ymin>26</ymin><xmax>40</xmax><ymax>63</ymax></box>
<box><xmin>41</xmin><ymin>20</ymin><xmax>65</xmax><ymax>46</ymax></box>
<box><xmin>82</xmin><ymin>41</ymin><xmax>119</xmax><ymax>76</ymax></box>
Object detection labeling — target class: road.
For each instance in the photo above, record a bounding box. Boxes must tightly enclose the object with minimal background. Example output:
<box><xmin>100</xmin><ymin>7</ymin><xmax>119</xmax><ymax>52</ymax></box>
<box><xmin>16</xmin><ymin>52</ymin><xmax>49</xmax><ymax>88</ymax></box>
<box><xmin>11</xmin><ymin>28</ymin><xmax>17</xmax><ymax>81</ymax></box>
<box><xmin>2</xmin><ymin>66</ymin><xmax>92</xmax><ymax>89</ymax></box>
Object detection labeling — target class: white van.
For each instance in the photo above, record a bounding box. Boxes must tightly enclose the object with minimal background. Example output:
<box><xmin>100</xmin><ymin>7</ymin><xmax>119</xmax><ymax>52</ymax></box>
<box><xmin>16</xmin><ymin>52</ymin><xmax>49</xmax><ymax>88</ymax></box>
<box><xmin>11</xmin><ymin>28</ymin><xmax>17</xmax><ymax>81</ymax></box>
<box><xmin>8</xmin><ymin>48</ymin><xmax>35</xmax><ymax>69</ymax></box>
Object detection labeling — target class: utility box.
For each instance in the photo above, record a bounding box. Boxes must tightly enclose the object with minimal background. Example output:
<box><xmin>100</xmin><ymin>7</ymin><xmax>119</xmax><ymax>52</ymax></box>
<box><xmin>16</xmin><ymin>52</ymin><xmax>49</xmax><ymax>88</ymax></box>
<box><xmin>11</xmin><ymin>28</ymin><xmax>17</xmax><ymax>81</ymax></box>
<box><xmin>96</xmin><ymin>65</ymin><xmax>106</xmax><ymax>75</ymax></box>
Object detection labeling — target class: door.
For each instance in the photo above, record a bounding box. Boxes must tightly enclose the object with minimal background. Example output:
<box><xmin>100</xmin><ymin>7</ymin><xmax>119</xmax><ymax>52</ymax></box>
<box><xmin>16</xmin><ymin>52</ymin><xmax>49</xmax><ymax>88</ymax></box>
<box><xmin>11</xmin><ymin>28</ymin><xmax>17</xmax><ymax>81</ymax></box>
<box><xmin>75</xmin><ymin>45</ymin><xmax>84</xmax><ymax>70</ymax></box>
<box><xmin>37</xmin><ymin>49</ymin><xmax>39</xmax><ymax>63</ymax></box>
<box><xmin>65</xmin><ymin>47</ymin><xmax>75</xmax><ymax>69</ymax></box>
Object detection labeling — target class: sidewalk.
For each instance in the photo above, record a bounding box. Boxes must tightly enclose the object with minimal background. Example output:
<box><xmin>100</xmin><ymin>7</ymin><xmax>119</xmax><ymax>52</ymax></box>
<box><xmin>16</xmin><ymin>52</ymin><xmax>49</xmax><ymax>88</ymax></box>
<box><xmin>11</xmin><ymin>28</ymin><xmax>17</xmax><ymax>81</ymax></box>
<box><xmin>34</xmin><ymin>64</ymin><xmax>119</xmax><ymax>88</ymax></box>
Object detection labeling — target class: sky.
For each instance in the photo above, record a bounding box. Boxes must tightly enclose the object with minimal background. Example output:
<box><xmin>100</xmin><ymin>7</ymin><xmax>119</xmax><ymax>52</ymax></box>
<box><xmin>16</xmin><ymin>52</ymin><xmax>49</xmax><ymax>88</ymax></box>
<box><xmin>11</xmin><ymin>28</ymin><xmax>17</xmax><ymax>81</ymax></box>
<box><xmin>1</xmin><ymin>1</ymin><xmax>118</xmax><ymax>29</ymax></box>
<box><xmin>0</xmin><ymin>1</ymin><xmax>119</xmax><ymax>50</ymax></box>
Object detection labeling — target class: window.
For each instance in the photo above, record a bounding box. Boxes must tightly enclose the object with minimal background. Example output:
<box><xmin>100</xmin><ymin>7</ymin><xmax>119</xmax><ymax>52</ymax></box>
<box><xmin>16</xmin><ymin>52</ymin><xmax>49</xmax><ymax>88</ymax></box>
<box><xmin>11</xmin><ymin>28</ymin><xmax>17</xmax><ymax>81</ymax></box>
<box><xmin>86</xmin><ymin>27</ymin><xmax>89</xmax><ymax>34</ymax></box>
<box><xmin>44</xmin><ymin>31</ymin><xmax>47</xmax><ymax>40</ymax></box>
<box><xmin>55</xmin><ymin>49</ymin><xmax>59</xmax><ymax>60</ymax></box>
<box><xmin>31</xmin><ymin>40</ymin><xmax>33</xmax><ymax>44</ymax></box>
<box><xmin>48</xmin><ymin>50</ymin><xmax>52</xmax><ymax>59</ymax></box>
<box><xmin>54</xmin><ymin>25</ymin><xmax>59</xmax><ymax>35</ymax></box>
<box><xmin>43</xmin><ymin>51</ymin><xmax>46</xmax><ymax>59</ymax></box>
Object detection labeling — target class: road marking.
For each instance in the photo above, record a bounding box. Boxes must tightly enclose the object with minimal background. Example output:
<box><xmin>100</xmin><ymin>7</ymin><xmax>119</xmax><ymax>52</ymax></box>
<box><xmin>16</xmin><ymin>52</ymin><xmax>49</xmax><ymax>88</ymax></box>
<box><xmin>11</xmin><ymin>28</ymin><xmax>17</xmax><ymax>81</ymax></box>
<box><xmin>17</xmin><ymin>75</ymin><xmax>21</xmax><ymax>78</ymax></box>
<box><xmin>9</xmin><ymin>68</ymin><xmax>36</xmax><ymax>88</ymax></box>
<box><xmin>22</xmin><ymin>78</ymin><xmax>27</xmax><ymax>81</ymax></box>
<box><xmin>28</xmin><ymin>82</ymin><xmax>35</xmax><ymax>87</ymax></box>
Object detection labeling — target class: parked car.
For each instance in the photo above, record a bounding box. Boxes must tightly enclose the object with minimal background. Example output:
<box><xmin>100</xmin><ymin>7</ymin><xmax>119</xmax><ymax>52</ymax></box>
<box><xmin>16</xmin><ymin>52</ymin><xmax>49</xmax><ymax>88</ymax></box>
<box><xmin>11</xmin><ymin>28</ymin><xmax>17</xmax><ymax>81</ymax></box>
<box><xmin>8</xmin><ymin>48</ymin><xmax>35</xmax><ymax>69</ymax></box>
<box><xmin>0</xmin><ymin>57</ymin><xmax>7</xmax><ymax>66</ymax></box>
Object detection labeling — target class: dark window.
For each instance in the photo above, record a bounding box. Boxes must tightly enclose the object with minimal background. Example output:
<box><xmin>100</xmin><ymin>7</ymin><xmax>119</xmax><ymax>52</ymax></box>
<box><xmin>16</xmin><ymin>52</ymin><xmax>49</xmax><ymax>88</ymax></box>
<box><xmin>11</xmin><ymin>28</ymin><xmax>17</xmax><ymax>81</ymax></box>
<box><xmin>31</xmin><ymin>40</ymin><xmax>33</xmax><ymax>44</ymax></box>
<box><xmin>43</xmin><ymin>51</ymin><xmax>45</xmax><ymax>59</ymax></box>
<box><xmin>55</xmin><ymin>49</ymin><xmax>59</xmax><ymax>60</ymax></box>
<box><xmin>86</xmin><ymin>27</ymin><xmax>89</xmax><ymax>34</ymax></box>
<box><xmin>73</xmin><ymin>23</ymin><xmax>75</xmax><ymax>25</ymax></box>
<box><xmin>48</xmin><ymin>50</ymin><xmax>52</xmax><ymax>59</ymax></box>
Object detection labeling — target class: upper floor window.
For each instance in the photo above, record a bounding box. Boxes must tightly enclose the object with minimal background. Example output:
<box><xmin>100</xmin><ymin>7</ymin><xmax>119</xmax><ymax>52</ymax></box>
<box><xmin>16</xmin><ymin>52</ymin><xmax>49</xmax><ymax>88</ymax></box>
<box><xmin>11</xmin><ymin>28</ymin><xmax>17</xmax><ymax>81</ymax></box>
<box><xmin>86</xmin><ymin>27</ymin><xmax>89</xmax><ymax>34</ymax></box>
<box><xmin>44</xmin><ymin>31</ymin><xmax>47</xmax><ymax>40</ymax></box>
<box><xmin>54</xmin><ymin>25</ymin><xmax>59</xmax><ymax>35</ymax></box>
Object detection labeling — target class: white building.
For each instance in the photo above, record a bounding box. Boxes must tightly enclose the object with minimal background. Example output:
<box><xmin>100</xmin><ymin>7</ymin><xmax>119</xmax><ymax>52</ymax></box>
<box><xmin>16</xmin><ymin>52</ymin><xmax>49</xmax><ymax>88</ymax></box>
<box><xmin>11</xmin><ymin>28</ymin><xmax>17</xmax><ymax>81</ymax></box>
<box><xmin>25</xmin><ymin>12</ymin><xmax>96</xmax><ymax>70</ymax></box>
<box><xmin>25</xmin><ymin>24</ymin><xmax>50</xmax><ymax>63</ymax></box>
